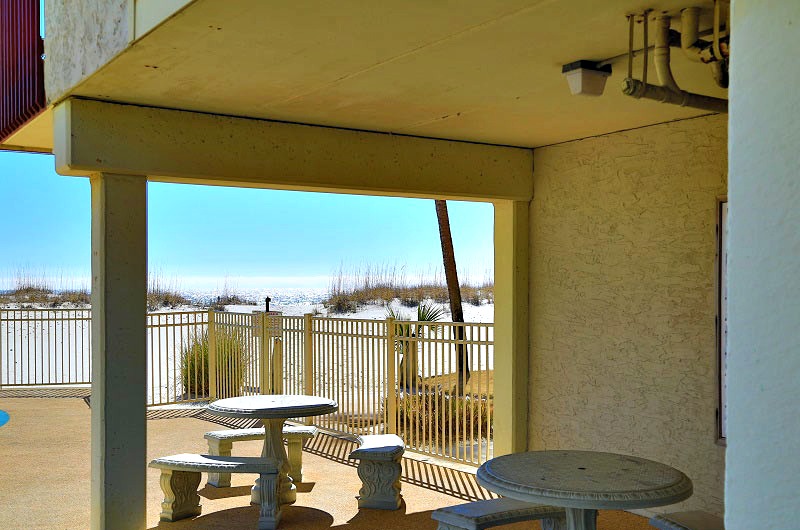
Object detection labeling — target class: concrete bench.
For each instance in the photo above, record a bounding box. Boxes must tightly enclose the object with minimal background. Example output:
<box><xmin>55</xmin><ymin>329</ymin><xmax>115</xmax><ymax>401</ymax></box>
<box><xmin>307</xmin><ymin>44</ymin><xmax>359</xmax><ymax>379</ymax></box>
<box><xmin>204</xmin><ymin>424</ymin><xmax>318</xmax><ymax>486</ymax></box>
<box><xmin>431</xmin><ymin>498</ymin><xmax>567</xmax><ymax>530</ymax></box>
<box><xmin>650</xmin><ymin>511</ymin><xmax>725</xmax><ymax>530</ymax></box>
<box><xmin>149</xmin><ymin>453</ymin><xmax>281</xmax><ymax>529</ymax></box>
<box><xmin>347</xmin><ymin>433</ymin><xmax>405</xmax><ymax>510</ymax></box>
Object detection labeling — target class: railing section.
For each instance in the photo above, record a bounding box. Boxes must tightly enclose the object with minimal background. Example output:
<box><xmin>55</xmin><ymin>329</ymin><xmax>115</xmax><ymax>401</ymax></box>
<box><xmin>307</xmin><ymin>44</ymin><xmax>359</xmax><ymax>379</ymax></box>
<box><xmin>273</xmin><ymin>315</ymin><xmax>495</xmax><ymax>466</ymax></box>
<box><xmin>307</xmin><ymin>317</ymin><xmax>389</xmax><ymax>435</ymax></box>
<box><xmin>390</xmin><ymin>320</ymin><xmax>494</xmax><ymax>466</ymax></box>
<box><xmin>209</xmin><ymin>311</ymin><xmax>278</xmax><ymax>400</ymax></box>
<box><xmin>147</xmin><ymin>311</ymin><xmax>208</xmax><ymax>405</ymax></box>
<box><xmin>274</xmin><ymin>315</ymin><xmax>305</xmax><ymax>395</ymax></box>
<box><xmin>0</xmin><ymin>309</ymin><xmax>91</xmax><ymax>386</ymax></box>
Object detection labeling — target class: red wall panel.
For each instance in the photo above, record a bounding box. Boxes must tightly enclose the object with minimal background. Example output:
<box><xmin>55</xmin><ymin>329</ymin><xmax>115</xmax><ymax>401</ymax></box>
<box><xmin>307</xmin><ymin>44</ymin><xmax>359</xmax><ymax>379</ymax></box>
<box><xmin>0</xmin><ymin>0</ymin><xmax>45</xmax><ymax>142</ymax></box>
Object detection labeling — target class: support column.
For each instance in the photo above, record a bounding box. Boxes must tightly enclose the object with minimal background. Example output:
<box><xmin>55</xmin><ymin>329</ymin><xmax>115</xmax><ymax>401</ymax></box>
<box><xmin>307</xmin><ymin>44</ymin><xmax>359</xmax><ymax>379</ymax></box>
<box><xmin>90</xmin><ymin>173</ymin><xmax>148</xmax><ymax>530</ymax></box>
<box><xmin>492</xmin><ymin>200</ymin><xmax>530</xmax><ymax>455</ymax></box>
<box><xmin>726</xmin><ymin>2</ymin><xmax>800</xmax><ymax>528</ymax></box>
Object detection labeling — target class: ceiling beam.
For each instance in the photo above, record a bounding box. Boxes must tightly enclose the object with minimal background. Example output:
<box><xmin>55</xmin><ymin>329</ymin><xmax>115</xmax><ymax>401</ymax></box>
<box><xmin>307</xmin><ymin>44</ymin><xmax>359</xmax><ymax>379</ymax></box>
<box><xmin>54</xmin><ymin>98</ymin><xmax>533</xmax><ymax>201</ymax></box>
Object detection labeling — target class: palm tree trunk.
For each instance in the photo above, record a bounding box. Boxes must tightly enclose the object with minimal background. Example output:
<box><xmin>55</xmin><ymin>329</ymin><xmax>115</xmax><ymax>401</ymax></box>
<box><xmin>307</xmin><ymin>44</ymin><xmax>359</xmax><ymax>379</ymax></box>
<box><xmin>434</xmin><ymin>200</ymin><xmax>470</xmax><ymax>393</ymax></box>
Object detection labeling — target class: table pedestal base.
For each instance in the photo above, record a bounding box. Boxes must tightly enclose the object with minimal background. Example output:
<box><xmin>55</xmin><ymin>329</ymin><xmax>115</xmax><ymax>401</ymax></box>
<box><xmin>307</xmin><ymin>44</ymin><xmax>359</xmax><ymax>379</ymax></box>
<box><xmin>251</xmin><ymin>419</ymin><xmax>297</xmax><ymax>506</ymax></box>
<box><xmin>564</xmin><ymin>508</ymin><xmax>597</xmax><ymax>530</ymax></box>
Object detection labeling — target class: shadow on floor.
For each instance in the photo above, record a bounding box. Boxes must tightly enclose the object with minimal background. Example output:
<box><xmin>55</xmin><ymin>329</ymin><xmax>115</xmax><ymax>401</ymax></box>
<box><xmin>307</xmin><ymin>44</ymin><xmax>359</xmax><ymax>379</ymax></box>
<box><xmin>302</xmin><ymin>431</ymin><xmax>497</xmax><ymax>502</ymax></box>
<box><xmin>200</xmin><ymin>485</ymin><xmax>252</xmax><ymax>500</ymax></box>
<box><xmin>147</xmin><ymin>502</ymin><xmax>439</xmax><ymax>530</ymax></box>
<box><xmin>0</xmin><ymin>386</ymin><xmax>91</xmax><ymax>399</ymax></box>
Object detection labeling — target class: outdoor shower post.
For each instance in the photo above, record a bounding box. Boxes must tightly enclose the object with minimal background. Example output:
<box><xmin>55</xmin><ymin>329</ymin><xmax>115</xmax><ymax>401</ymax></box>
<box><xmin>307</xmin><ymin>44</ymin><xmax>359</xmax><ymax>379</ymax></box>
<box><xmin>303</xmin><ymin>313</ymin><xmax>314</xmax><ymax>425</ymax></box>
<box><xmin>257</xmin><ymin>312</ymin><xmax>270</xmax><ymax>394</ymax></box>
<box><xmin>208</xmin><ymin>310</ymin><xmax>217</xmax><ymax>400</ymax></box>
<box><xmin>272</xmin><ymin>338</ymin><xmax>283</xmax><ymax>394</ymax></box>
<box><xmin>386</xmin><ymin>317</ymin><xmax>398</xmax><ymax>434</ymax></box>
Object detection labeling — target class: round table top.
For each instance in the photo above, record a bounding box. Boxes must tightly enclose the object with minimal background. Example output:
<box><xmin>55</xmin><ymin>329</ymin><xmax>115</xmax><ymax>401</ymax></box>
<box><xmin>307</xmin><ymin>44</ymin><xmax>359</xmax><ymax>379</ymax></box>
<box><xmin>476</xmin><ymin>450</ymin><xmax>693</xmax><ymax>510</ymax></box>
<box><xmin>207</xmin><ymin>394</ymin><xmax>338</xmax><ymax>419</ymax></box>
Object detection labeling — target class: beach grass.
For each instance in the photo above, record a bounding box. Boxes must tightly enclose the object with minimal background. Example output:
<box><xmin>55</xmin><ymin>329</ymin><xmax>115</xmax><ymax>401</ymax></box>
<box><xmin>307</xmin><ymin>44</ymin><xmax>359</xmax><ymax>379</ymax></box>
<box><xmin>180</xmin><ymin>328</ymin><xmax>250</xmax><ymax>398</ymax></box>
<box><xmin>323</xmin><ymin>263</ymin><xmax>493</xmax><ymax>314</ymax></box>
<box><xmin>146</xmin><ymin>274</ymin><xmax>192</xmax><ymax>311</ymax></box>
<box><xmin>0</xmin><ymin>269</ymin><xmax>192</xmax><ymax>310</ymax></box>
<box><xmin>0</xmin><ymin>270</ymin><xmax>90</xmax><ymax>307</ymax></box>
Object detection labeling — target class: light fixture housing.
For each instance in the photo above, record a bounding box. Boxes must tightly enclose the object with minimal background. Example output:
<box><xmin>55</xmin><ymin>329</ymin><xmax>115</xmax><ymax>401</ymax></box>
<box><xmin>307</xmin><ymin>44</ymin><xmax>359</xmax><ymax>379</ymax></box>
<box><xmin>561</xmin><ymin>60</ymin><xmax>612</xmax><ymax>96</ymax></box>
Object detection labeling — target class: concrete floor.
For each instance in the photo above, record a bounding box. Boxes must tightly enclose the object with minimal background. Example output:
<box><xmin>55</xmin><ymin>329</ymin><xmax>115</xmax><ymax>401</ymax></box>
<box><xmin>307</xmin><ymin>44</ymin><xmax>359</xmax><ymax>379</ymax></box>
<box><xmin>0</xmin><ymin>394</ymin><xmax>652</xmax><ymax>530</ymax></box>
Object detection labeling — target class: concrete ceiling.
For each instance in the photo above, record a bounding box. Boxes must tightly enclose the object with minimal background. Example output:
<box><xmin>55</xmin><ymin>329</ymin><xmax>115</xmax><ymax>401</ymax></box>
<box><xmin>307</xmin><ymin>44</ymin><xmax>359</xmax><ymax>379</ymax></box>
<box><xmin>10</xmin><ymin>0</ymin><xmax>729</xmax><ymax>151</ymax></box>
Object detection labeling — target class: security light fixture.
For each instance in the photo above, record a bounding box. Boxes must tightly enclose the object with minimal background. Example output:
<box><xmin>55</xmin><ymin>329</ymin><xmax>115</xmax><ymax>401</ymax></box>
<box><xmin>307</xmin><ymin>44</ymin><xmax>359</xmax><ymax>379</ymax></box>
<box><xmin>561</xmin><ymin>60</ymin><xmax>612</xmax><ymax>96</ymax></box>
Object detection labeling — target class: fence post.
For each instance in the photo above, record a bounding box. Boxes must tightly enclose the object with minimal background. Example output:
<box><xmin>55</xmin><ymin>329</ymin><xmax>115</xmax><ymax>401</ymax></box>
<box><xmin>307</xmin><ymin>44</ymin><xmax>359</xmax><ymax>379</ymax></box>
<box><xmin>303</xmin><ymin>313</ymin><xmax>314</xmax><ymax>424</ymax></box>
<box><xmin>208</xmin><ymin>310</ymin><xmax>218</xmax><ymax>400</ymax></box>
<box><xmin>386</xmin><ymin>317</ymin><xmax>398</xmax><ymax>434</ymax></box>
<box><xmin>272</xmin><ymin>338</ymin><xmax>283</xmax><ymax>394</ymax></box>
<box><xmin>258</xmin><ymin>312</ymin><xmax>270</xmax><ymax>394</ymax></box>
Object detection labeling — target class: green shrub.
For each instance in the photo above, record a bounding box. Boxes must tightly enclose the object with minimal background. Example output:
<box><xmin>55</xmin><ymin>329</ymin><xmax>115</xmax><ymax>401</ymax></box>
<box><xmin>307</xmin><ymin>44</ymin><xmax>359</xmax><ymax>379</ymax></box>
<box><xmin>323</xmin><ymin>293</ymin><xmax>359</xmax><ymax>314</ymax></box>
<box><xmin>393</xmin><ymin>390</ymin><xmax>493</xmax><ymax>442</ymax></box>
<box><xmin>180</xmin><ymin>329</ymin><xmax>249</xmax><ymax>398</ymax></box>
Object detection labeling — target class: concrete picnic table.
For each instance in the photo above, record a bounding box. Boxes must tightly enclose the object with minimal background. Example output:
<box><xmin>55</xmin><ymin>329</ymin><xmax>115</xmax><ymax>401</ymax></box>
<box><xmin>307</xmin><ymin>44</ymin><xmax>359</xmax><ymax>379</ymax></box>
<box><xmin>476</xmin><ymin>450</ymin><xmax>693</xmax><ymax>530</ymax></box>
<box><xmin>207</xmin><ymin>394</ymin><xmax>338</xmax><ymax>526</ymax></box>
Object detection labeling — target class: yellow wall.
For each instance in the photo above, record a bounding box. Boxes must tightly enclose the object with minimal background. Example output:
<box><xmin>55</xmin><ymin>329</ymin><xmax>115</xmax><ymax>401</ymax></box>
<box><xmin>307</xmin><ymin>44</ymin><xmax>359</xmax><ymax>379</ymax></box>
<box><xmin>529</xmin><ymin>114</ymin><xmax>727</xmax><ymax>515</ymax></box>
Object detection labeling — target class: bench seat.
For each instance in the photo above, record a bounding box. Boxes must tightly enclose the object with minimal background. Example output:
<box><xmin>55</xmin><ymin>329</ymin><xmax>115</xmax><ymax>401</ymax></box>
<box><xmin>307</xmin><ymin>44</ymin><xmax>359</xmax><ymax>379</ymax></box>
<box><xmin>348</xmin><ymin>434</ymin><xmax>405</xmax><ymax>510</ymax></box>
<box><xmin>650</xmin><ymin>511</ymin><xmax>725</xmax><ymax>530</ymax></box>
<box><xmin>150</xmin><ymin>453</ymin><xmax>275</xmax><ymax>474</ymax></box>
<box><xmin>149</xmin><ymin>453</ymin><xmax>280</xmax><ymax>529</ymax></box>
<box><xmin>204</xmin><ymin>424</ymin><xmax>318</xmax><ymax>486</ymax></box>
<box><xmin>431</xmin><ymin>497</ymin><xmax>567</xmax><ymax>530</ymax></box>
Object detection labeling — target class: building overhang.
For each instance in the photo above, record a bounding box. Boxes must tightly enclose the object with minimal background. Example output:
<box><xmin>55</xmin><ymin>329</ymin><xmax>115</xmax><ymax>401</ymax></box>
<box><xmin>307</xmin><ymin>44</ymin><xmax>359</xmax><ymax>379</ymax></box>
<box><xmin>3</xmin><ymin>0</ymin><xmax>727</xmax><ymax>154</ymax></box>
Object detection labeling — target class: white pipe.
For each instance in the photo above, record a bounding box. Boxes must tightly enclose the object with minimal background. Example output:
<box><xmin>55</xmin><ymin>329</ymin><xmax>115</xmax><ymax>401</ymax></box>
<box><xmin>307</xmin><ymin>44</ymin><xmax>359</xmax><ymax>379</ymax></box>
<box><xmin>682</xmin><ymin>7</ymin><xmax>718</xmax><ymax>64</ymax></box>
<box><xmin>713</xmin><ymin>0</ymin><xmax>723</xmax><ymax>61</ymax></box>
<box><xmin>654</xmin><ymin>14</ymin><xmax>680</xmax><ymax>92</ymax></box>
<box><xmin>681</xmin><ymin>8</ymin><xmax>704</xmax><ymax>62</ymax></box>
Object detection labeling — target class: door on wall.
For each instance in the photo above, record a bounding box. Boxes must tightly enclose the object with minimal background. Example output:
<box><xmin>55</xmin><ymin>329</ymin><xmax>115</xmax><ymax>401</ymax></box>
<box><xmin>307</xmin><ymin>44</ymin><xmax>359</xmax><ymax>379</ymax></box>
<box><xmin>719</xmin><ymin>200</ymin><xmax>728</xmax><ymax>441</ymax></box>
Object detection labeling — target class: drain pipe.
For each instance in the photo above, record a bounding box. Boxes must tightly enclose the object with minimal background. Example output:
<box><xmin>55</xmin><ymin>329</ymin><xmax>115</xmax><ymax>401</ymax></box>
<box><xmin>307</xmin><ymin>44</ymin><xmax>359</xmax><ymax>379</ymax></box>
<box><xmin>681</xmin><ymin>6</ymin><xmax>728</xmax><ymax>88</ymax></box>
<box><xmin>623</xmin><ymin>13</ymin><xmax>728</xmax><ymax>113</ymax></box>
<box><xmin>681</xmin><ymin>7</ymin><xmax>715</xmax><ymax>63</ymax></box>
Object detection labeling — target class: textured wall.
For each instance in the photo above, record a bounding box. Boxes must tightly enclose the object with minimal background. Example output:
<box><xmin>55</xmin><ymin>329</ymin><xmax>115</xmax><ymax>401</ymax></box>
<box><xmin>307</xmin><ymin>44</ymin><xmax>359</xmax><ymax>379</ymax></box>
<box><xmin>44</xmin><ymin>0</ymin><xmax>132</xmax><ymax>103</ymax></box>
<box><xmin>529</xmin><ymin>114</ymin><xmax>727</xmax><ymax>515</ymax></box>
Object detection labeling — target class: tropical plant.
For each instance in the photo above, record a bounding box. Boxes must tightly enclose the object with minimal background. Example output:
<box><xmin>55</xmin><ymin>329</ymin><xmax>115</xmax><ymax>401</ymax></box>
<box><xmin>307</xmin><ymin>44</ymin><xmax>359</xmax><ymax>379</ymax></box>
<box><xmin>387</xmin><ymin>301</ymin><xmax>445</xmax><ymax>391</ymax></box>
<box><xmin>180</xmin><ymin>328</ymin><xmax>249</xmax><ymax>398</ymax></box>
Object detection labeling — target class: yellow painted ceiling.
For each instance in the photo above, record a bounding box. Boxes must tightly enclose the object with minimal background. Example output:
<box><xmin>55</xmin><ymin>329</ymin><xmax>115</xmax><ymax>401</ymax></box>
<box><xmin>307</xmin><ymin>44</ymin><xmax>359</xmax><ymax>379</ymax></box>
<box><xmin>10</xmin><ymin>0</ymin><xmax>729</xmax><ymax>151</ymax></box>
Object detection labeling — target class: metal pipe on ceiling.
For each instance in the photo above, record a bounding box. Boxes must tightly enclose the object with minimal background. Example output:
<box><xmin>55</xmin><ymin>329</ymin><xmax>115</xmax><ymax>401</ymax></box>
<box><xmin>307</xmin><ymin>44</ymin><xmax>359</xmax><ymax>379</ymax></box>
<box><xmin>622</xmin><ymin>10</ymin><xmax>728</xmax><ymax>114</ymax></box>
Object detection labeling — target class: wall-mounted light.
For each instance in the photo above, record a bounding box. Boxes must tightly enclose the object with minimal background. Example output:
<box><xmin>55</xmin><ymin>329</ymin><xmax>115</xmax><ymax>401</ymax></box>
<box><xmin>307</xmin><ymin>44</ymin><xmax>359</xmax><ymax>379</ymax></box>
<box><xmin>561</xmin><ymin>60</ymin><xmax>612</xmax><ymax>96</ymax></box>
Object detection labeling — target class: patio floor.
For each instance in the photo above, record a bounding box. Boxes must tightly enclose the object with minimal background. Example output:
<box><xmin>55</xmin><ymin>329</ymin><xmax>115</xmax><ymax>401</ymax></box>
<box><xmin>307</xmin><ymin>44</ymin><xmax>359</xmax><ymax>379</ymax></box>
<box><xmin>0</xmin><ymin>389</ymin><xmax>652</xmax><ymax>530</ymax></box>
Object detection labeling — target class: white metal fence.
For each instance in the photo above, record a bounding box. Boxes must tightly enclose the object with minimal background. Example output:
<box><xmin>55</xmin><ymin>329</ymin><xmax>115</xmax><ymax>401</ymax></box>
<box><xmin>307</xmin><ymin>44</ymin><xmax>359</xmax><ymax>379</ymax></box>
<box><xmin>0</xmin><ymin>309</ymin><xmax>92</xmax><ymax>386</ymax></box>
<box><xmin>147</xmin><ymin>311</ymin><xmax>208</xmax><ymax>405</ymax></box>
<box><xmin>0</xmin><ymin>308</ymin><xmax>494</xmax><ymax>465</ymax></box>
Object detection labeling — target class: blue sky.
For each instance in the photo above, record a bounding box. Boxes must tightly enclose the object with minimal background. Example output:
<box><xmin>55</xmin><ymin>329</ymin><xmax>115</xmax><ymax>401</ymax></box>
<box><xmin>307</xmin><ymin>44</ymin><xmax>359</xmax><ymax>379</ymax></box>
<box><xmin>0</xmin><ymin>151</ymin><xmax>494</xmax><ymax>291</ymax></box>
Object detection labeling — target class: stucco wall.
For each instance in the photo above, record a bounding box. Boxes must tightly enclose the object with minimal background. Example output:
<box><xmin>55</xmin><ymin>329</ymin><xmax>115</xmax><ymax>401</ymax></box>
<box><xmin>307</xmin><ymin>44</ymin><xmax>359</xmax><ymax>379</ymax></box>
<box><xmin>529</xmin><ymin>114</ymin><xmax>727</xmax><ymax>515</ymax></box>
<box><xmin>44</xmin><ymin>0</ymin><xmax>132</xmax><ymax>104</ymax></box>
